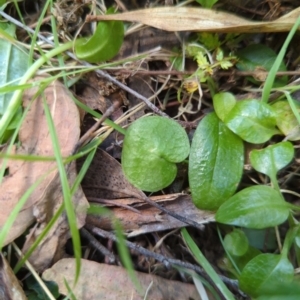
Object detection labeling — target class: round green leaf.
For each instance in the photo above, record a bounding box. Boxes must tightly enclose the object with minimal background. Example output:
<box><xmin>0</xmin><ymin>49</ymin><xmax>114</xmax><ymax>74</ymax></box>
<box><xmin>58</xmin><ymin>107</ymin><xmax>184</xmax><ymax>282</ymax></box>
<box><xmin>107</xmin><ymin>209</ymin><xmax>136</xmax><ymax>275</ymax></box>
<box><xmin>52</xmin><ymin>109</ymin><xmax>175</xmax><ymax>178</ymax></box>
<box><xmin>224</xmin><ymin>229</ymin><xmax>249</xmax><ymax>257</ymax></box>
<box><xmin>122</xmin><ymin>116</ymin><xmax>190</xmax><ymax>192</ymax></box>
<box><xmin>216</xmin><ymin>185</ymin><xmax>290</xmax><ymax>228</ymax></box>
<box><xmin>239</xmin><ymin>254</ymin><xmax>294</xmax><ymax>297</ymax></box>
<box><xmin>224</xmin><ymin>99</ymin><xmax>280</xmax><ymax>143</ymax></box>
<box><xmin>75</xmin><ymin>20</ymin><xmax>124</xmax><ymax>63</ymax></box>
<box><xmin>189</xmin><ymin>112</ymin><xmax>244</xmax><ymax>210</ymax></box>
<box><xmin>250</xmin><ymin>141</ymin><xmax>294</xmax><ymax>178</ymax></box>
<box><xmin>272</xmin><ymin>100</ymin><xmax>300</xmax><ymax>141</ymax></box>
<box><xmin>236</xmin><ymin>44</ymin><xmax>288</xmax><ymax>87</ymax></box>
<box><xmin>213</xmin><ymin>92</ymin><xmax>237</xmax><ymax>122</ymax></box>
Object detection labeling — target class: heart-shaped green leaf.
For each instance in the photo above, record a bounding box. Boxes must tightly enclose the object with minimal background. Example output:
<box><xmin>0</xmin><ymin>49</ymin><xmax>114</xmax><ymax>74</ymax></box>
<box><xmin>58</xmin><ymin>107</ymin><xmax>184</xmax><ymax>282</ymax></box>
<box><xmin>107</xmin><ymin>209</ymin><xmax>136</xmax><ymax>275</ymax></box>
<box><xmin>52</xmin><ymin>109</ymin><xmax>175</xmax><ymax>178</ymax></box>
<box><xmin>216</xmin><ymin>185</ymin><xmax>290</xmax><ymax>228</ymax></box>
<box><xmin>272</xmin><ymin>100</ymin><xmax>300</xmax><ymax>141</ymax></box>
<box><xmin>189</xmin><ymin>112</ymin><xmax>244</xmax><ymax>210</ymax></box>
<box><xmin>122</xmin><ymin>116</ymin><xmax>190</xmax><ymax>192</ymax></box>
<box><xmin>213</xmin><ymin>92</ymin><xmax>237</xmax><ymax>122</ymax></box>
<box><xmin>239</xmin><ymin>254</ymin><xmax>294</xmax><ymax>297</ymax></box>
<box><xmin>224</xmin><ymin>99</ymin><xmax>280</xmax><ymax>143</ymax></box>
<box><xmin>250</xmin><ymin>141</ymin><xmax>294</xmax><ymax>178</ymax></box>
<box><xmin>236</xmin><ymin>44</ymin><xmax>288</xmax><ymax>87</ymax></box>
<box><xmin>75</xmin><ymin>18</ymin><xmax>124</xmax><ymax>63</ymax></box>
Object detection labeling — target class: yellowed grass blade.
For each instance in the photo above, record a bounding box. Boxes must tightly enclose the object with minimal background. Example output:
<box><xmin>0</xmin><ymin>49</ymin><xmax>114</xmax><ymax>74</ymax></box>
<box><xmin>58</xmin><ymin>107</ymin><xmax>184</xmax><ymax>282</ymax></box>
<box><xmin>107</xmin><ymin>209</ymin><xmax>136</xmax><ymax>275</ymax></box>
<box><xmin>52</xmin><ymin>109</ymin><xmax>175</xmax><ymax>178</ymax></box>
<box><xmin>86</xmin><ymin>7</ymin><xmax>300</xmax><ymax>32</ymax></box>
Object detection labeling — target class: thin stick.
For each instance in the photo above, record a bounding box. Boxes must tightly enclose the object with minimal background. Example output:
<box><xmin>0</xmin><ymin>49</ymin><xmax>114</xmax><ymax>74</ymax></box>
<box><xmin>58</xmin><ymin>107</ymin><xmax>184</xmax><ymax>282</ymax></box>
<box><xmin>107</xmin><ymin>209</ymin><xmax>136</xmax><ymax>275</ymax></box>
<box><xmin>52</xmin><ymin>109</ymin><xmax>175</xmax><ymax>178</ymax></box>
<box><xmin>86</xmin><ymin>224</ymin><xmax>241</xmax><ymax>295</ymax></box>
<box><xmin>80</xmin><ymin>227</ymin><xmax>116</xmax><ymax>263</ymax></box>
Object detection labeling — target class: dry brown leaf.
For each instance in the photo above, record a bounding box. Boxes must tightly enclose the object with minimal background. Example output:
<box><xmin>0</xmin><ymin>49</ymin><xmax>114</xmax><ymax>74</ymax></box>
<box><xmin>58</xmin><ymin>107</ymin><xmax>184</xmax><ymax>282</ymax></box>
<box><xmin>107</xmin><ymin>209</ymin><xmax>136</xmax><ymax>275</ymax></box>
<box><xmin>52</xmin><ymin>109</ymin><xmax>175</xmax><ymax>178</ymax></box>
<box><xmin>87</xmin><ymin>7</ymin><xmax>300</xmax><ymax>32</ymax></box>
<box><xmin>22</xmin><ymin>161</ymin><xmax>88</xmax><ymax>272</ymax></box>
<box><xmin>87</xmin><ymin>193</ymin><xmax>215</xmax><ymax>237</ymax></box>
<box><xmin>78</xmin><ymin>148</ymin><xmax>145</xmax><ymax>200</ymax></box>
<box><xmin>0</xmin><ymin>75</ymin><xmax>87</xmax><ymax>248</ymax></box>
<box><xmin>43</xmin><ymin>258</ymin><xmax>204</xmax><ymax>300</ymax></box>
<box><xmin>0</xmin><ymin>253</ymin><xmax>27</xmax><ymax>300</ymax></box>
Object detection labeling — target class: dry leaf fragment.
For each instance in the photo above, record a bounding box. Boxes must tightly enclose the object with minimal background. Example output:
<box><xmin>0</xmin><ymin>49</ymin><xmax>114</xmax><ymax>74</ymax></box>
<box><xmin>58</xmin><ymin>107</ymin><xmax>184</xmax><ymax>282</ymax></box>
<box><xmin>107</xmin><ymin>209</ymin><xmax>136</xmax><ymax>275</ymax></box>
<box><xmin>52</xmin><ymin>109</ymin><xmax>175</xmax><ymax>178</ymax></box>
<box><xmin>87</xmin><ymin>7</ymin><xmax>300</xmax><ymax>33</ymax></box>
<box><xmin>22</xmin><ymin>161</ymin><xmax>88</xmax><ymax>272</ymax></box>
<box><xmin>0</xmin><ymin>253</ymin><xmax>27</xmax><ymax>300</ymax></box>
<box><xmin>0</xmin><ymin>75</ymin><xmax>87</xmax><ymax>250</ymax></box>
<box><xmin>87</xmin><ymin>193</ymin><xmax>215</xmax><ymax>237</ymax></box>
<box><xmin>43</xmin><ymin>258</ymin><xmax>204</xmax><ymax>300</ymax></box>
<box><xmin>78</xmin><ymin>148</ymin><xmax>145</xmax><ymax>200</ymax></box>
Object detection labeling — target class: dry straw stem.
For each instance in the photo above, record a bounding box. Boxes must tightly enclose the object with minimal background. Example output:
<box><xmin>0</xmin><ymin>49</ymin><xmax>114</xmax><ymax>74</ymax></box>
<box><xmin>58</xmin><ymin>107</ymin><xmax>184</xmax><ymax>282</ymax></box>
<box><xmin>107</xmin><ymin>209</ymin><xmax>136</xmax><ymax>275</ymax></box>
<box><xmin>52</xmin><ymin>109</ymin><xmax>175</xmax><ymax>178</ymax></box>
<box><xmin>86</xmin><ymin>7</ymin><xmax>300</xmax><ymax>33</ymax></box>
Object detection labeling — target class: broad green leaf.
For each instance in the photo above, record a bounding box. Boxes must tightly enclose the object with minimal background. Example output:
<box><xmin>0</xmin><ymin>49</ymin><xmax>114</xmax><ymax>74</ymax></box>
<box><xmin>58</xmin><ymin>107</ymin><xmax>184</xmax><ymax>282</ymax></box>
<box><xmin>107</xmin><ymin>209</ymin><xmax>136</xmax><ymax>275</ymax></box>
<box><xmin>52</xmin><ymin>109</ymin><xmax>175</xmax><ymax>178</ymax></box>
<box><xmin>213</xmin><ymin>92</ymin><xmax>236</xmax><ymax>122</ymax></box>
<box><xmin>224</xmin><ymin>99</ymin><xmax>280</xmax><ymax>143</ymax></box>
<box><xmin>250</xmin><ymin>142</ymin><xmax>294</xmax><ymax>178</ymax></box>
<box><xmin>257</xmin><ymin>281</ymin><xmax>300</xmax><ymax>300</ymax></box>
<box><xmin>272</xmin><ymin>100</ymin><xmax>300</xmax><ymax>141</ymax></box>
<box><xmin>189</xmin><ymin>112</ymin><xmax>244</xmax><ymax>210</ymax></box>
<box><xmin>224</xmin><ymin>229</ymin><xmax>248</xmax><ymax>257</ymax></box>
<box><xmin>239</xmin><ymin>254</ymin><xmax>294</xmax><ymax>297</ymax></box>
<box><xmin>236</xmin><ymin>44</ymin><xmax>288</xmax><ymax>87</ymax></box>
<box><xmin>122</xmin><ymin>116</ymin><xmax>190</xmax><ymax>192</ymax></box>
<box><xmin>216</xmin><ymin>185</ymin><xmax>290</xmax><ymax>228</ymax></box>
<box><xmin>0</xmin><ymin>23</ymin><xmax>29</xmax><ymax>115</ymax></box>
<box><xmin>75</xmin><ymin>18</ymin><xmax>124</xmax><ymax>63</ymax></box>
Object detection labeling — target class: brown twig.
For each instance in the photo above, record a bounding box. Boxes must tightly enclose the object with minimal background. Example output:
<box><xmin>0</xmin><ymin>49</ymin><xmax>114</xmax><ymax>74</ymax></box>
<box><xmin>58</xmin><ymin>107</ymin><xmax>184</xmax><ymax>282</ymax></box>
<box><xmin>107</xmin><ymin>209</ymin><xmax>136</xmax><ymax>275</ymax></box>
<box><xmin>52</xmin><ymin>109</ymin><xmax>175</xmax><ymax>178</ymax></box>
<box><xmin>80</xmin><ymin>227</ymin><xmax>116</xmax><ymax>263</ymax></box>
<box><xmin>86</xmin><ymin>224</ymin><xmax>244</xmax><ymax>298</ymax></box>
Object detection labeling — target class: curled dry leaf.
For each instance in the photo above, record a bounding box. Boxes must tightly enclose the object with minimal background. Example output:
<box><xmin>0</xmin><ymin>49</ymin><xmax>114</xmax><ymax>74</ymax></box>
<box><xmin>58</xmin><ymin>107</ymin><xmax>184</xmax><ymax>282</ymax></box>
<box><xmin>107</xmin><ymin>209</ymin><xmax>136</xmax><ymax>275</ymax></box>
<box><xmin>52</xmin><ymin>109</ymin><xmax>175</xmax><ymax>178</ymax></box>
<box><xmin>87</xmin><ymin>7</ymin><xmax>300</xmax><ymax>33</ymax></box>
<box><xmin>87</xmin><ymin>193</ymin><xmax>215</xmax><ymax>237</ymax></box>
<box><xmin>0</xmin><ymin>76</ymin><xmax>88</xmax><ymax>259</ymax></box>
<box><xmin>43</xmin><ymin>258</ymin><xmax>204</xmax><ymax>300</ymax></box>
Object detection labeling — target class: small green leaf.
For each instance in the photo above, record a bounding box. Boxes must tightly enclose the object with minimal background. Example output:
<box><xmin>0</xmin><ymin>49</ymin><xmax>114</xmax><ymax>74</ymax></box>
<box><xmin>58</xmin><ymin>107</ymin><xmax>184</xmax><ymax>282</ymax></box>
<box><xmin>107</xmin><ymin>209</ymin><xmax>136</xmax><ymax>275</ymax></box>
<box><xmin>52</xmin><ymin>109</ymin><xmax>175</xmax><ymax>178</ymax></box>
<box><xmin>256</xmin><ymin>281</ymin><xmax>300</xmax><ymax>299</ymax></box>
<box><xmin>224</xmin><ymin>229</ymin><xmax>249</xmax><ymax>257</ymax></box>
<box><xmin>122</xmin><ymin>116</ymin><xmax>190</xmax><ymax>192</ymax></box>
<box><xmin>197</xmin><ymin>33</ymin><xmax>220</xmax><ymax>50</ymax></box>
<box><xmin>0</xmin><ymin>23</ymin><xmax>29</xmax><ymax>115</ymax></box>
<box><xmin>195</xmin><ymin>0</ymin><xmax>219</xmax><ymax>9</ymax></box>
<box><xmin>236</xmin><ymin>44</ymin><xmax>288</xmax><ymax>87</ymax></box>
<box><xmin>239</xmin><ymin>254</ymin><xmax>294</xmax><ymax>297</ymax></box>
<box><xmin>75</xmin><ymin>18</ymin><xmax>124</xmax><ymax>63</ymax></box>
<box><xmin>272</xmin><ymin>100</ymin><xmax>300</xmax><ymax>141</ymax></box>
<box><xmin>213</xmin><ymin>92</ymin><xmax>237</xmax><ymax>122</ymax></box>
<box><xmin>250</xmin><ymin>142</ymin><xmax>294</xmax><ymax>178</ymax></box>
<box><xmin>25</xmin><ymin>276</ymin><xmax>59</xmax><ymax>299</ymax></box>
<box><xmin>216</xmin><ymin>185</ymin><xmax>290</xmax><ymax>228</ymax></box>
<box><xmin>224</xmin><ymin>99</ymin><xmax>280</xmax><ymax>143</ymax></box>
<box><xmin>189</xmin><ymin>112</ymin><xmax>244</xmax><ymax>210</ymax></box>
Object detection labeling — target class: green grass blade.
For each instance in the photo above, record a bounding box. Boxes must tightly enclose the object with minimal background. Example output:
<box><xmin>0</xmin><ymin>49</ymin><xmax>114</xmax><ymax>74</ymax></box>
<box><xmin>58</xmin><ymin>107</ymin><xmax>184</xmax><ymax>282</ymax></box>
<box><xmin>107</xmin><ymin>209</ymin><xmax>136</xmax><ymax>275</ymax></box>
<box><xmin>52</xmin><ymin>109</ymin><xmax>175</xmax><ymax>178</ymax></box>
<box><xmin>284</xmin><ymin>91</ymin><xmax>300</xmax><ymax>125</ymax></box>
<box><xmin>181</xmin><ymin>228</ymin><xmax>235</xmax><ymax>300</ymax></box>
<box><xmin>42</xmin><ymin>97</ymin><xmax>82</xmax><ymax>284</ymax></box>
<box><xmin>114</xmin><ymin>219</ymin><xmax>143</xmax><ymax>294</ymax></box>
<box><xmin>262</xmin><ymin>17</ymin><xmax>300</xmax><ymax>103</ymax></box>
